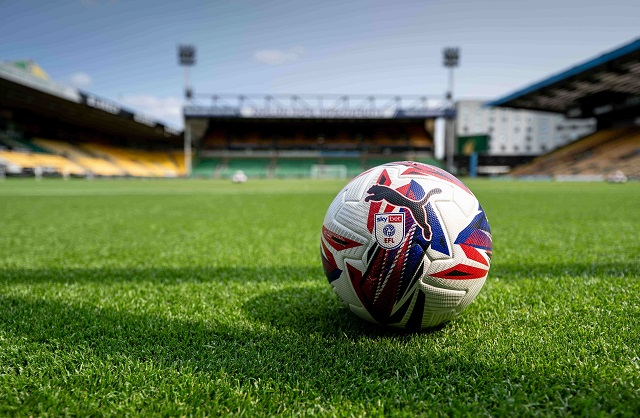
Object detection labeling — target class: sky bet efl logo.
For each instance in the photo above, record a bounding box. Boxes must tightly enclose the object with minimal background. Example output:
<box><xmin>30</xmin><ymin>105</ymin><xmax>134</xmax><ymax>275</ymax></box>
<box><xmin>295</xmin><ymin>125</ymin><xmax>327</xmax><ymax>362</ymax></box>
<box><xmin>374</xmin><ymin>212</ymin><xmax>405</xmax><ymax>250</ymax></box>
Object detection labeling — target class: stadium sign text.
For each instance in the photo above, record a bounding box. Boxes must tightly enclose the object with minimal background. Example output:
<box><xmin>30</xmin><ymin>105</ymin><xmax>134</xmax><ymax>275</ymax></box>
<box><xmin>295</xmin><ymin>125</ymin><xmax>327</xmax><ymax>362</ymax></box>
<box><xmin>184</xmin><ymin>106</ymin><xmax>454</xmax><ymax>119</ymax></box>
<box><xmin>85</xmin><ymin>95</ymin><xmax>121</xmax><ymax>115</ymax></box>
<box><xmin>78</xmin><ymin>92</ymin><xmax>177</xmax><ymax>134</ymax></box>
<box><xmin>241</xmin><ymin>108</ymin><xmax>393</xmax><ymax>118</ymax></box>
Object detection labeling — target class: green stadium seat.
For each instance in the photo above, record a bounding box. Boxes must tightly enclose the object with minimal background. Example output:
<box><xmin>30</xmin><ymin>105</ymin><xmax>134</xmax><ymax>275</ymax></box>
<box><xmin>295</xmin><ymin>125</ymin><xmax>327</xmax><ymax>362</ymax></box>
<box><xmin>220</xmin><ymin>158</ymin><xmax>271</xmax><ymax>178</ymax></box>
<box><xmin>323</xmin><ymin>158</ymin><xmax>363</xmax><ymax>177</ymax></box>
<box><xmin>192</xmin><ymin>159</ymin><xmax>221</xmax><ymax>177</ymax></box>
<box><xmin>0</xmin><ymin>136</ymin><xmax>51</xmax><ymax>154</ymax></box>
<box><xmin>274</xmin><ymin>159</ymin><xmax>316</xmax><ymax>177</ymax></box>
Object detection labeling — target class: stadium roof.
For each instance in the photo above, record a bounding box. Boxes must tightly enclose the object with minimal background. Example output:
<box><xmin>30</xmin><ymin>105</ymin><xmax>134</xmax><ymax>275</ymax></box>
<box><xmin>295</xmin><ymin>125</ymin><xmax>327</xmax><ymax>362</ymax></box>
<box><xmin>184</xmin><ymin>94</ymin><xmax>454</xmax><ymax>120</ymax></box>
<box><xmin>487</xmin><ymin>37</ymin><xmax>640</xmax><ymax>118</ymax></box>
<box><xmin>0</xmin><ymin>61</ymin><xmax>181</xmax><ymax>142</ymax></box>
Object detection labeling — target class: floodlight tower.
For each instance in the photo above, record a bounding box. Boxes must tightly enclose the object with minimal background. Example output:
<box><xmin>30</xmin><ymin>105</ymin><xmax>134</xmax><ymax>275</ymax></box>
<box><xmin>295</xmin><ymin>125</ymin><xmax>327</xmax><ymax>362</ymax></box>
<box><xmin>179</xmin><ymin>44</ymin><xmax>196</xmax><ymax>98</ymax></box>
<box><xmin>178</xmin><ymin>44</ymin><xmax>196</xmax><ymax>177</ymax></box>
<box><xmin>443</xmin><ymin>47</ymin><xmax>459</xmax><ymax>173</ymax></box>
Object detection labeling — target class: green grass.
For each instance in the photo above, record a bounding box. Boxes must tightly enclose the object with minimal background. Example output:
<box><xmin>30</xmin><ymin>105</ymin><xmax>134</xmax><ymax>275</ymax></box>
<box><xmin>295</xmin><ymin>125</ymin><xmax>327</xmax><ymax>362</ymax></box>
<box><xmin>0</xmin><ymin>178</ymin><xmax>639</xmax><ymax>417</ymax></box>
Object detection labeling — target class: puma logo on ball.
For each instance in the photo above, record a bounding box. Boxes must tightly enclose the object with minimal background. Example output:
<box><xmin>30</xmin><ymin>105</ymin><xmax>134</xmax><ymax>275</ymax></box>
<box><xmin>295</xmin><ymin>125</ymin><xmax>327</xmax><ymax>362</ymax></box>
<box><xmin>365</xmin><ymin>184</ymin><xmax>442</xmax><ymax>241</ymax></box>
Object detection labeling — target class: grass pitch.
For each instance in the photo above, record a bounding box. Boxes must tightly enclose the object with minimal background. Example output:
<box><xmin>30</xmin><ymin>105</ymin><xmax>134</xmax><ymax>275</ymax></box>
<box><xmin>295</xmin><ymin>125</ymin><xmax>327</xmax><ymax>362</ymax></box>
<box><xmin>0</xmin><ymin>178</ymin><xmax>638</xmax><ymax>416</ymax></box>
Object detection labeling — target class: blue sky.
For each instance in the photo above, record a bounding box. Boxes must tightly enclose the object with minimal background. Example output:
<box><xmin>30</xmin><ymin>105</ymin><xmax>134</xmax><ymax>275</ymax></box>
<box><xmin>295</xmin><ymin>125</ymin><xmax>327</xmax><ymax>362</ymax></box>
<box><xmin>1</xmin><ymin>0</ymin><xmax>639</xmax><ymax>128</ymax></box>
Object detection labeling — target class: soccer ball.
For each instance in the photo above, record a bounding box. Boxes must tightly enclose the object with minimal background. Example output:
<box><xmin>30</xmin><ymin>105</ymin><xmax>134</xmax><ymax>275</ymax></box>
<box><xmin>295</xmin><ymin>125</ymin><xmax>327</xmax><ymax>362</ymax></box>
<box><xmin>320</xmin><ymin>161</ymin><xmax>492</xmax><ymax>330</ymax></box>
<box><xmin>232</xmin><ymin>170</ymin><xmax>248</xmax><ymax>183</ymax></box>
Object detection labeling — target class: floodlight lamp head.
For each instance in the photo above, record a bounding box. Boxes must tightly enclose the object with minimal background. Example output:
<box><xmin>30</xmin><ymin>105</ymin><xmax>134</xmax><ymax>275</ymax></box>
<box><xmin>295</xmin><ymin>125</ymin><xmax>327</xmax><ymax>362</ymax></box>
<box><xmin>179</xmin><ymin>45</ymin><xmax>196</xmax><ymax>66</ymax></box>
<box><xmin>443</xmin><ymin>47</ymin><xmax>460</xmax><ymax>68</ymax></box>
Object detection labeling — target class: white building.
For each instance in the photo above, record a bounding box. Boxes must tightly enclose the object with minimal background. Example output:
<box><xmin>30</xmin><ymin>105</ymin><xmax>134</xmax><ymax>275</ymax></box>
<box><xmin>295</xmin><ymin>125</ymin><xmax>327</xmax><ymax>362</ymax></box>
<box><xmin>456</xmin><ymin>100</ymin><xmax>596</xmax><ymax>156</ymax></box>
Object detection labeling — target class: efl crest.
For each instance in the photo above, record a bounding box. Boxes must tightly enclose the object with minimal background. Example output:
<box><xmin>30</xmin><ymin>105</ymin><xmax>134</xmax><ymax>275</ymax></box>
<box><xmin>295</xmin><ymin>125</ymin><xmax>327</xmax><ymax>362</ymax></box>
<box><xmin>374</xmin><ymin>212</ymin><xmax>405</xmax><ymax>250</ymax></box>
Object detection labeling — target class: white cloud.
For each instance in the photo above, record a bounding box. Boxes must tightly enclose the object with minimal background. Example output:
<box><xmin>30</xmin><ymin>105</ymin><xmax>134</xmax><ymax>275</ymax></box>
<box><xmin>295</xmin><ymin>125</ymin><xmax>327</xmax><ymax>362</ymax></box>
<box><xmin>69</xmin><ymin>71</ymin><xmax>93</xmax><ymax>88</ymax></box>
<box><xmin>118</xmin><ymin>94</ymin><xmax>183</xmax><ymax>128</ymax></box>
<box><xmin>253</xmin><ymin>46</ymin><xmax>307</xmax><ymax>66</ymax></box>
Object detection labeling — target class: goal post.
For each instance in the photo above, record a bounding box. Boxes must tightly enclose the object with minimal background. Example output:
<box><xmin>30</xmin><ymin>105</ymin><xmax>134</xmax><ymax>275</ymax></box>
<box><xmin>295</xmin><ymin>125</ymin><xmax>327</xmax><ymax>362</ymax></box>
<box><xmin>310</xmin><ymin>164</ymin><xmax>348</xmax><ymax>179</ymax></box>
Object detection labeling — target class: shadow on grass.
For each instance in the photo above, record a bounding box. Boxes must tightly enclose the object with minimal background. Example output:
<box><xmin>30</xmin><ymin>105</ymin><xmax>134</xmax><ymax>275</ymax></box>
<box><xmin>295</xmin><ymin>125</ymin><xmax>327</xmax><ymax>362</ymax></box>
<box><xmin>1</xmin><ymin>264</ymin><xmax>637</xmax><ymax>415</ymax></box>
<box><xmin>1</xmin><ymin>264</ymin><xmax>448</xmax><ymax>338</ymax></box>
<box><xmin>0</xmin><ymin>290</ymin><xmax>467</xmax><ymax>409</ymax></box>
<box><xmin>243</xmin><ymin>284</ymin><xmax>447</xmax><ymax>338</ymax></box>
<box><xmin>4</xmin><ymin>259</ymin><xmax>636</xmax><ymax>286</ymax></box>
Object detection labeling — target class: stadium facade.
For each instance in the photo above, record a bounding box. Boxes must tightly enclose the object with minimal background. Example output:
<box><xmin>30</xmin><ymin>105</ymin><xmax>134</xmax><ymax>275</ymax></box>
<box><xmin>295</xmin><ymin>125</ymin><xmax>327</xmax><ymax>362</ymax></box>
<box><xmin>457</xmin><ymin>100</ymin><xmax>595</xmax><ymax>156</ymax></box>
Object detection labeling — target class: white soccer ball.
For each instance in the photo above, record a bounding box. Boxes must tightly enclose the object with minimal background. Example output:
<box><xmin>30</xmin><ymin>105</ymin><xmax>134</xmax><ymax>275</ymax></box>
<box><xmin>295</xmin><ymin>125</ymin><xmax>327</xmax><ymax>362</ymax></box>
<box><xmin>232</xmin><ymin>170</ymin><xmax>248</xmax><ymax>183</ymax></box>
<box><xmin>321</xmin><ymin>161</ymin><xmax>492</xmax><ymax>330</ymax></box>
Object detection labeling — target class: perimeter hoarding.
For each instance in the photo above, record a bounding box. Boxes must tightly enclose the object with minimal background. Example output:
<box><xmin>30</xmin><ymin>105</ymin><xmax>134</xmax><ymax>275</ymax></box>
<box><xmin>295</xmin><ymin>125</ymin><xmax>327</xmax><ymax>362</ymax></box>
<box><xmin>457</xmin><ymin>134</ymin><xmax>489</xmax><ymax>155</ymax></box>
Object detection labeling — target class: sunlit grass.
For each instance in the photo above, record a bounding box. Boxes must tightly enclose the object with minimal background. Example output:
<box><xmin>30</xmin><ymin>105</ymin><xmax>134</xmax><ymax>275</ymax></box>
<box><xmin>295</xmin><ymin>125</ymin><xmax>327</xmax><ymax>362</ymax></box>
<box><xmin>0</xmin><ymin>178</ymin><xmax>638</xmax><ymax>416</ymax></box>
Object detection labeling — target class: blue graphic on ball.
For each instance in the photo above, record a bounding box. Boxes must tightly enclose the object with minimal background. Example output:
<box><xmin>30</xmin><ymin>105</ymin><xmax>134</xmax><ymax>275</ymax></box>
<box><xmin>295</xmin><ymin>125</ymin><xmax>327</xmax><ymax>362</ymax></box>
<box><xmin>383</xmin><ymin>224</ymin><xmax>396</xmax><ymax>237</ymax></box>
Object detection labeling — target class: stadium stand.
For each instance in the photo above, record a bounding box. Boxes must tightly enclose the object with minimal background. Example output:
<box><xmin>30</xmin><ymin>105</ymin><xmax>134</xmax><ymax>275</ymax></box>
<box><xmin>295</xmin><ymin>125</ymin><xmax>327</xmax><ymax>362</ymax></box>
<box><xmin>0</xmin><ymin>150</ymin><xmax>86</xmax><ymax>175</ymax></box>
<box><xmin>322</xmin><ymin>158</ymin><xmax>363</xmax><ymax>177</ymax></box>
<box><xmin>407</xmin><ymin>124</ymin><xmax>433</xmax><ymax>149</ymax></box>
<box><xmin>75</xmin><ymin>156</ymin><xmax>126</xmax><ymax>177</ymax></box>
<box><xmin>129</xmin><ymin>149</ymin><xmax>181</xmax><ymax>176</ymax></box>
<box><xmin>192</xmin><ymin>158</ymin><xmax>221</xmax><ymax>177</ymax></box>
<box><xmin>1</xmin><ymin>136</ymin><xmax>50</xmax><ymax>154</ymax></box>
<box><xmin>1</xmin><ymin>60</ymin><xmax>183</xmax><ymax>178</ymax></box>
<box><xmin>219</xmin><ymin>158</ymin><xmax>272</xmax><ymax>178</ymax></box>
<box><xmin>489</xmin><ymin>37</ymin><xmax>640</xmax><ymax>179</ymax></box>
<box><xmin>33</xmin><ymin>138</ymin><xmax>93</xmax><ymax>159</ymax></box>
<box><xmin>81</xmin><ymin>143</ymin><xmax>153</xmax><ymax>177</ymax></box>
<box><xmin>274</xmin><ymin>159</ymin><xmax>316</xmax><ymax>178</ymax></box>
<box><xmin>172</xmin><ymin>151</ymin><xmax>187</xmax><ymax>176</ymax></box>
<box><xmin>511</xmin><ymin>127</ymin><xmax>640</xmax><ymax>177</ymax></box>
<box><xmin>201</xmin><ymin>129</ymin><xmax>228</xmax><ymax>150</ymax></box>
<box><xmin>186</xmin><ymin>95</ymin><xmax>442</xmax><ymax>178</ymax></box>
<box><xmin>79</xmin><ymin>143</ymin><xmax>183</xmax><ymax>177</ymax></box>
<box><xmin>28</xmin><ymin>137</ymin><xmax>186</xmax><ymax>177</ymax></box>
<box><xmin>0</xmin><ymin>132</ymin><xmax>185</xmax><ymax>178</ymax></box>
